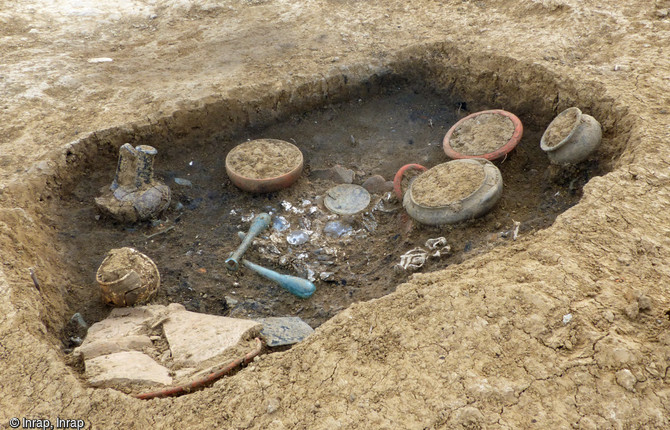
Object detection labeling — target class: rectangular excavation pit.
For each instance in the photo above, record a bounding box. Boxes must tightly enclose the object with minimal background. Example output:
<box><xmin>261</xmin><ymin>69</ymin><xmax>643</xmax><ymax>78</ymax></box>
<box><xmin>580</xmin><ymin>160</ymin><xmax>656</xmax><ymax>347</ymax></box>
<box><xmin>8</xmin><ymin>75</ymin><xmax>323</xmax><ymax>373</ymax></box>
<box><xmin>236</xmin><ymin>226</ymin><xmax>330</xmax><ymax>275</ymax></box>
<box><xmin>48</xmin><ymin>55</ymin><xmax>627</xmax><ymax>351</ymax></box>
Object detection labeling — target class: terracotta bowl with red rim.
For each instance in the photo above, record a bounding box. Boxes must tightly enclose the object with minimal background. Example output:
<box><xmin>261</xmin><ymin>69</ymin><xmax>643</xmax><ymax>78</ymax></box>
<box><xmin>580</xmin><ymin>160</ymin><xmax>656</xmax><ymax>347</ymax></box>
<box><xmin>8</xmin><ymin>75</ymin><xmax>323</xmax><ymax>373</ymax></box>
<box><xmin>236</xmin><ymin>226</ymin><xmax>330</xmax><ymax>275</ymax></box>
<box><xmin>443</xmin><ymin>109</ymin><xmax>523</xmax><ymax>161</ymax></box>
<box><xmin>226</xmin><ymin>139</ymin><xmax>304</xmax><ymax>193</ymax></box>
<box><xmin>393</xmin><ymin>164</ymin><xmax>428</xmax><ymax>200</ymax></box>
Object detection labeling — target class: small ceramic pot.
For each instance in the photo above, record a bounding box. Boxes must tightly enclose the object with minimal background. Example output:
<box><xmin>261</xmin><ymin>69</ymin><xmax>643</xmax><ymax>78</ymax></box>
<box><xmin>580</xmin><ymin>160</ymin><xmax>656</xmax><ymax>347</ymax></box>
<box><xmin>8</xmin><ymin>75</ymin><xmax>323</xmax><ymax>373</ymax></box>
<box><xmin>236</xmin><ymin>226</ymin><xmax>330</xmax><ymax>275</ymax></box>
<box><xmin>403</xmin><ymin>159</ymin><xmax>503</xmax><ymax>225</ymax></box>
<box><xmin>540</xmin><ymin>107</ymin><xmax>602</xmax><ymax>165</ymax></box>
<box><xmin>95</xmin><ymin>143</ymin><xmax>171</xmax><ymax>223</ymax></box>
<box><xmin>443</xmin><ymin>109</ymin><xmax>523</xmax><ymax>161</ymax></box>
<box><xmin>96</xmin><ymin>247</ymin><xmax>160</xmax><ymax>307</ymax></box>
<box><xmin>226</xmin><ymin>139</ymin><xmax>303</xmax><ymax>193</ymax></box>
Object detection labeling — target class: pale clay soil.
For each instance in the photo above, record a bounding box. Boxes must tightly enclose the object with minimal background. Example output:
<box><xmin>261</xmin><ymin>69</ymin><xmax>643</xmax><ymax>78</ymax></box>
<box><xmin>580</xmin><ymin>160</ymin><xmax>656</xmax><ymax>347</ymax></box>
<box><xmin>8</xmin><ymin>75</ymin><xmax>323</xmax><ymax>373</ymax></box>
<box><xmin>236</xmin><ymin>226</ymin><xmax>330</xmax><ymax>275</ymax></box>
<box><xmin>2</xmin><ymin>0</ymin><xmax>670</xmax><ymax>429</ymax></box>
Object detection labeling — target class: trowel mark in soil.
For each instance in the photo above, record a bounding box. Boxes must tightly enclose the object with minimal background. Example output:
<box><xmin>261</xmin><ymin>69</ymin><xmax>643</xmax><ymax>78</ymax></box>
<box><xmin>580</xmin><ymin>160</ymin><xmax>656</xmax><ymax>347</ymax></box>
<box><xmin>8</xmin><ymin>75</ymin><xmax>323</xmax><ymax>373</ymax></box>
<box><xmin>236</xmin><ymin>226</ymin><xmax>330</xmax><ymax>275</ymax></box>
<box><xmin>55</xmin><ymin>84</ymin><xmax>604</xmax><ymax>345</ymax></box>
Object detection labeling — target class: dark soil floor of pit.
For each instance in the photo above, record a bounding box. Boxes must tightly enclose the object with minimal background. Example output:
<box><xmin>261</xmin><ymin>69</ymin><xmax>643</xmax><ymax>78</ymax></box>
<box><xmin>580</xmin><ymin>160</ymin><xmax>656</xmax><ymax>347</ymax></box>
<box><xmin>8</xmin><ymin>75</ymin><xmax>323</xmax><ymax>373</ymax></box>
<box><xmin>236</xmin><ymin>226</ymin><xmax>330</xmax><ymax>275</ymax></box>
<box><xmin>56</xmin><ymin>84</ymin><xmax>603</xmax><ymax>348</ymax></box>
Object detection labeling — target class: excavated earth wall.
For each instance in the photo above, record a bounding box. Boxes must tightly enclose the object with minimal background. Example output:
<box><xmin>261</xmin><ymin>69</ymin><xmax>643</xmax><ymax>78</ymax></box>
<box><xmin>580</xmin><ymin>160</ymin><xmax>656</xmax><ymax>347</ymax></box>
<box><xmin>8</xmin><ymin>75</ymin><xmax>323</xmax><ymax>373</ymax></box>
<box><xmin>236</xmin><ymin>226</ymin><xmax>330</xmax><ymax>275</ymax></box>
<box><xmin>2</xmin><ymin>0</ymin><xmax>670</xmax><ymax>428</ymax></box>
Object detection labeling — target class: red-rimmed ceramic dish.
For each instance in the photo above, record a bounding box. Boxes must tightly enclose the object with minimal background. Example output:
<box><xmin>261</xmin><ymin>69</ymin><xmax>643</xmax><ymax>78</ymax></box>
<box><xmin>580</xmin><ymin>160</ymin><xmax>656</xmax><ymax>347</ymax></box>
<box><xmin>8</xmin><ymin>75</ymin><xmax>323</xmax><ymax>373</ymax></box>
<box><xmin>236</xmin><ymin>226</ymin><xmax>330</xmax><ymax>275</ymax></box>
<box><xmin>443</xmin><ymin>109</ymin><xmax>523</xmax><ymax>161</ymax></box>
<box><xmin>393</xmin><ymin>164</ymin><xmax>427</xmax><ymax>200</ymax></box>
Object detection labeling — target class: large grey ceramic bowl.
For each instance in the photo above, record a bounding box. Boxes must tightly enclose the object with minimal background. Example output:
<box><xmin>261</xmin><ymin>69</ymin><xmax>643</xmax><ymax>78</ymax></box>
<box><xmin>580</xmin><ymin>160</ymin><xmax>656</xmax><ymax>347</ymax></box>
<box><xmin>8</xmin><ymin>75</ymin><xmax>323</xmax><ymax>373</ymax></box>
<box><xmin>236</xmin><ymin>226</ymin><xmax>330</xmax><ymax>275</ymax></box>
<box><xmin>403</xmin><ymin>159</ymin><xmax>503</xmax><ymax>226</ymax></box>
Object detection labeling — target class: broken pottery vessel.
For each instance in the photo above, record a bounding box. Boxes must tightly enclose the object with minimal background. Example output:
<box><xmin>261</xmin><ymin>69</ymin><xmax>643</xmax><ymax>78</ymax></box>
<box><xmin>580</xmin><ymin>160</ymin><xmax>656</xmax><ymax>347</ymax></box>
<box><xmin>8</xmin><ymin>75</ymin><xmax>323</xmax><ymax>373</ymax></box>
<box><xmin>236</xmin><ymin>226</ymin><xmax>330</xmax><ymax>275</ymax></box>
<box><xmin>95</xmin><ymin>144</ymin><xmax>171</xmax><ymax>222</ymax></box>
<box><xmin>74</xmin><ymin>304</ymin><xmax>262</xmax><ymax>391</ymax></box>
<box><xmin>96</xmin><ymin>247</ymin><xmax>160</xmax><ymax>307</ymax></box>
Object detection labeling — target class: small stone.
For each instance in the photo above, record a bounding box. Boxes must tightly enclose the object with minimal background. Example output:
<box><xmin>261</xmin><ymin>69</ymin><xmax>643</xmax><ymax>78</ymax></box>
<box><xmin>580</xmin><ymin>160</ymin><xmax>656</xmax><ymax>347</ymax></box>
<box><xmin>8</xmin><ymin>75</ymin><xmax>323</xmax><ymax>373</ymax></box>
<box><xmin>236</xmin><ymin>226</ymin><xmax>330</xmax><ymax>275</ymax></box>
<box><xmin>267</xmin><ymin>398</ymin><xmax>280</xmax><ymax>414</ymax></box>
<box><xmin>225</xmin><ymin>296</ymin><xmax>239</xmax><ymax>306</ymax></box>
<box><xmin>615</xmin><ymin>369</ymin><xmax>636</xmax><ymax>391</ymax></box>
<box><xmin>603</xmin><ymin>310</ymin><xmax>615</xmax><ymax>323</ymax></box>
<box><xmin>70</xmin><ymin>312</ymin><xmax>89</xmax><ymax>329</ymax></box>
<box><xmin>562</xmin><ymin>313</ymin><xmax>573</xmax><ymax>325</ymax></box>
<box><xmin>637</xmin><ymin>295</ymin><xmax>652</xmax><ymax>311</ymax></box>
<box><xmin>361</xmin><ymin>175</ymin><xmax>393</xmax><ymax>194</ymax></box>
<box><xmin>174</xmin><ymin>178</ymin><xmax>193</xmax><ymax>187</ymax></box>
<box><xmin>255</xmin><ymin>317</ymin><xmax>314</xmax><ymax>347</ymax></box>
<box><xmin>311</xmin><ymin>165</ymin><xmax>355</xmax><ymax>184</ymax></box>
<box><xmin>333</xmin><ymin>165</ymin><xmax>355</xmax><ymax>183</ymax></box>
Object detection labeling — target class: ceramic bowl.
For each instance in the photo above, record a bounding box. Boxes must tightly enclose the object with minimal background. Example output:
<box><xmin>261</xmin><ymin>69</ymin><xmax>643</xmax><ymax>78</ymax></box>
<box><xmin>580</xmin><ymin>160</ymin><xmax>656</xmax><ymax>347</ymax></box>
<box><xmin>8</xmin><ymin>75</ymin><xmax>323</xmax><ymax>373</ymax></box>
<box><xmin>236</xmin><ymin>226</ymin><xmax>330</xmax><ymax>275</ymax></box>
<box><xmin>403</xmin><ymin>159</ymin><xmax>503</xmax><ymax>225</ymax></box>
<box><xmin>226</xmin><ymin>139</ymin><xmax>303</xmax><ymax>193</ymax></box>
<box><xmin>443</xmin><ymin>109</ymin><xmax>523</xmax><ymax>161</ymax></box>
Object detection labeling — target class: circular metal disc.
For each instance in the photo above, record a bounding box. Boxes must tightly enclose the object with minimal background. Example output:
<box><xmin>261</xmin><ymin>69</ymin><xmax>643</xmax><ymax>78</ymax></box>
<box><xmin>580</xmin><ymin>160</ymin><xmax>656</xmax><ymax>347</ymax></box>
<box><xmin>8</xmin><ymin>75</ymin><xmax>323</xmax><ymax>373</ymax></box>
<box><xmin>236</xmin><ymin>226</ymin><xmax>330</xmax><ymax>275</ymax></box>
<box><xmin>324</xmin><ymin>184</ymin><xmax>371</xmax><ymax>215</ymax></box>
